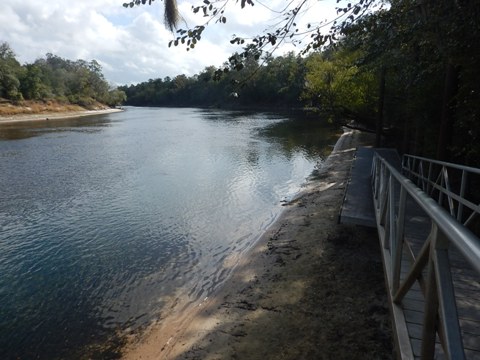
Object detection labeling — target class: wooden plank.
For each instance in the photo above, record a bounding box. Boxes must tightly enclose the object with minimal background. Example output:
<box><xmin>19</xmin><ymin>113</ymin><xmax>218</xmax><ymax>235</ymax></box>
<box><xmin>459</xmin><ymin>319</ymin><xmax>480</xmax><ymax>335</ymax></box>
<box><xmin>463</xmin><ymin>333</ymin><xmax>480</xmax><ymax>352</ymax></box>
<box><xmin>463</xmin><ymin>349</ymin><xmax>480</xmax><ymax>360</ymax></box>
<box><xmin>404</xmin><ymin>309</ymin><xmax>425</xmax><ymax>324</ymax></box>
<box><xmin>402</xmin><ymin>297</ymin><xmax>425</xmax><ymax>312</ymax></box>
<box><xmin>411</xmin><ymin>339</ymin><xmax>446</xmax><ymax>359</ymax></box>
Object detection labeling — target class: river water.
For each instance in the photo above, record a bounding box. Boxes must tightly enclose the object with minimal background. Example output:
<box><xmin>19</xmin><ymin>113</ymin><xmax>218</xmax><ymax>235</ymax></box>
<box><xmin>0</xmin><ymin>107</ymin><xmax>339</xmax><ymax>359</ymax></box>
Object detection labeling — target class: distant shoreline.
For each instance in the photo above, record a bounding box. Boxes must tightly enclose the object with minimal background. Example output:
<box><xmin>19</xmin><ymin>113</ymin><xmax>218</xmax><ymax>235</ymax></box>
<box><xmin>0</xmin><ymin>108</ymin><xmax>123</xmax><ymax>125</ymax></box>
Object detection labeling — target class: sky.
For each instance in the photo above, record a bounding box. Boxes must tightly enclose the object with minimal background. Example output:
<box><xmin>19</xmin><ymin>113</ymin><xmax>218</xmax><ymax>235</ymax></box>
<box><xmin>1</xmin><ymin>0</ymin><xmax>346</xmax><ymax>85</ymax></box>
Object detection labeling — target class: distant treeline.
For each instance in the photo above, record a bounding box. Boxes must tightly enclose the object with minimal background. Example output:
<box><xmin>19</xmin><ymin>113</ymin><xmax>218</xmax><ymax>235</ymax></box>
<box><xmin>119</xmin><ymin>52</ymin><xmax>306</xmax><ymax>109</ymax></box>
<box><xmin>0</xmin><ymin>42</ymin><xmax>125</xmax><ymax>107</ymax></box>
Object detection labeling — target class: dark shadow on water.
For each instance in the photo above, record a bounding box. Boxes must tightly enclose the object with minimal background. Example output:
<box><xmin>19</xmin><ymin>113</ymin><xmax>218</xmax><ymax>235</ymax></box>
<box><xmin>257</xmin><ymin>115</ymin><xmax>340</xmax><ymax>159</ymax></box>
<box><xmin>0</xmin><ymin>115</ymin><xmax>113</xmax><ymax>140</ymax></box>
<box><xmin>198</xmin><ymin>108</ymin><xmax>341</xmax><ymax>160</ymax></box>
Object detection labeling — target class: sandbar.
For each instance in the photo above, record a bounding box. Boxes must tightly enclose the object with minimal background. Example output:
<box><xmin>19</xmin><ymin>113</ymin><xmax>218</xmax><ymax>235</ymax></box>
<box><xmin>0</xmin><ymin>108</ymin><xmax>123</xmax><ymax>125</ymax></box>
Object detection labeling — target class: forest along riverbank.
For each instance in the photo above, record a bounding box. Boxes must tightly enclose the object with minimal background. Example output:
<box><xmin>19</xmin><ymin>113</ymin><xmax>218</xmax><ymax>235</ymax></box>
<box><xmin>121</xmin><ymin>129</ymin><xmax>393</xmax><ymax>360</ymax></box>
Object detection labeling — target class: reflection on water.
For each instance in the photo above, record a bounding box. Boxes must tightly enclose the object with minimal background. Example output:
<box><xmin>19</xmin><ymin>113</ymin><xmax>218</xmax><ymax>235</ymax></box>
<box><xmin>0</xmin><ymin>107</ymin><xmax>338</xmax><ymax>359</ymax></box>
<box><xmin>0</xmin><ymin>115</ymin><xmax>113</xmax><ymax>140</ymax></box>
<box><xmin>258</xmin><ymin>111</ymin><xmax>339</xmax><ymax>159</ymax></box>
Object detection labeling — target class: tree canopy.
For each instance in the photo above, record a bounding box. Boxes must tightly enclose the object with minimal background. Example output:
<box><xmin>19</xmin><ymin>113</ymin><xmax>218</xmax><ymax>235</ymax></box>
<box><xmin>123</xmin><ymin>0</ymin><xmax>385</xmax><ymax>71</ymax></box>
<box><xmin>0</xmin><ymin>42</ymin><xmax>126</xmax><ymax>107</ymax></box>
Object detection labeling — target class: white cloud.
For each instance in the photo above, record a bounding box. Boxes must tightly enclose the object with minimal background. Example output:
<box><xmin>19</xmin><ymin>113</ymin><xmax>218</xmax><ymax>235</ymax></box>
<box><xmin>0</xmin><ymin>0</ymin><xmax>342</xmax><ymax>85</ymax></box>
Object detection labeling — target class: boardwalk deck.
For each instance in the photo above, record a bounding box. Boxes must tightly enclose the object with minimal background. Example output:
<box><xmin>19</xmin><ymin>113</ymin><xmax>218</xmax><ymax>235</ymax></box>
<box><xmin>341</xmin><ymin>147</ymin><xmax>480</xmax><ymax>359</ymax></box>
<box><xmin>339</xmin><ymin>147</ymin><xmax>400</xmax><ymax>227</ymax></box>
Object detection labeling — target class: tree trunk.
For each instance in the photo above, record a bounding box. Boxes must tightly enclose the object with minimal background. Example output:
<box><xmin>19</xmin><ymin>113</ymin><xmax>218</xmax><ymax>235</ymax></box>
<box><xmin>402</xmin><ymin>117</ymin><xmax>410</xmax><ymax>155</ymax></box>
<box><xmin>375</xmin><ymin>66</ymin><xmax>386</xmax><ymax>148</ymax></box>
<box><xmin>436</xmin><ymin>62</ymin><xmax>459</xmax><ymax>161</ymax></box>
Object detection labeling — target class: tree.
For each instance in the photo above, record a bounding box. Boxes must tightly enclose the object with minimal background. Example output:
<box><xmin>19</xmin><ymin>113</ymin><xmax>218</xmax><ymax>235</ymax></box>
<box><xmin>20</xmin><ymin>64</ymin><xmax>42</xmax><ymax>100</ymax></box>
<box><xmin>0</xmin><ymin>43</ymin><xmax>125</xmax><ymax>108</ymax></box>
<box><xmin>104</xmin><ymin>87</ymin><xmax>127</xmax><ymax>106</ymax></box>
<box><xmin>0</xmin><ymin>42</ymin><xmax>23</xmax><ymax>101</ymax></box>
<box><xmin>338</xmin><ymin>0</ymin><xmax>480</xmax><ymax>162</ymax></box>
<box><xmin>302</xmin><ymin>47</ymin><xmax>376</xmax><ymax>124</ymax></box>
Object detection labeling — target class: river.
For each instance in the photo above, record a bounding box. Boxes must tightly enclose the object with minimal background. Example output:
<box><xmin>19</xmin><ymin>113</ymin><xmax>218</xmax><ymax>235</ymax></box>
<box><xmin>0</xmin><ymin>107</ymin><xmax>339</xmax><ymax>359</ymax></box>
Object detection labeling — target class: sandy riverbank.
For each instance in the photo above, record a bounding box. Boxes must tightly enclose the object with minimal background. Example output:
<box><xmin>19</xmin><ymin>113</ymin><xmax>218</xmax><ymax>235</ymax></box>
<box><xmin>0</xmin><ymin>108</ymin><xmax>123</xmax><ymax>124</ymax></box>
<box><xmin>121</xmin><ymin>129</ymin><xmax>393</xmax><ymax>360</ymax></box>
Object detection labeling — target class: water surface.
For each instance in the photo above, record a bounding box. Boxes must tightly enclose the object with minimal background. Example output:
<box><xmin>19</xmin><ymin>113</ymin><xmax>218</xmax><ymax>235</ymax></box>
<box><xmin>0</xmin><ymin>107</ymin><xmax>339</xmax><ymax>359</ymax></box>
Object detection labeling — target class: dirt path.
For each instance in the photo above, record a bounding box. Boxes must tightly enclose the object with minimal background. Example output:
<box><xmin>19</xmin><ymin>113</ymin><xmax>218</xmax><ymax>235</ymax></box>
<box><xmin>121</xmin><ymin>129</ymin><xmax>393</xmax><ymax>360</ymax></box>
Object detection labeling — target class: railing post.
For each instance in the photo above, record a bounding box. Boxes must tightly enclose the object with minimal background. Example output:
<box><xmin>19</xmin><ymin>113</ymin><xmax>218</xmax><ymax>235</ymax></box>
<box><xmin>383</xmin><ymin>177</ymin><xmax>390</xmax><ymax>250</ymax></box>
<box><xmin>373</xmin><ymin>155</ymin><xmax>380</xmax><ymax>202</ymax></box>
<box><xmin>442</xmin><ymin>167</ymin><xmax>456</xmax><ymax>217</ymax></box>
<box><xmin>416</xmin><ymin>158</ymin><xmax>420</xmax><ymax>185</ymax></box>
<box><xmin>392</xmin><ymin>187</ymin><xmax>406</xmax><ymax>294</ymax></box>
<box><xmin>379</xmin><ymin>163</ymin><xmax>388</xmax><ymax>227</ymax></box>
<box><xmin>434</xmin><ymin>231</ymin><xmax>466</xmax><ymax>360</ymax></box>
<box><xmin>457</xmin><ymin>170</ymin><xmax>467</xmax><ymax>222</ymax></box>
<box><xmin>421</xmin><ymin>224</ymin><xmax>440</xmax><ymax>360</ymax></box>
<box><xmin>388</xmin><ymin>175</ymin><xmax>396</xmax><ymax>266</ymax></box>
<box><xmin>419</xmin><ymin>160</ymin><xmax>425</xmax><ymax>190</ymax></box>
<box><xmin>427</xmin><ymin>161</ymin><xmax>433</xmax><ymax>195</ymax></box>
<box><xmin>438</xmin><ymin>166</ymin><xmax>445</xmax><ymax>206</ymax></box>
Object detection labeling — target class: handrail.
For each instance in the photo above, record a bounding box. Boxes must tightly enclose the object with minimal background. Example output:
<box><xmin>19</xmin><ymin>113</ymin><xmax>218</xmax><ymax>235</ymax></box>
<box><xmin>372</xmin><ymin>152</ymin><xmax>480</xmax><ymax>359</ymax></box>
<box><xmin>402</xmin><ymin>154</ymin><xmax>480</xmax><ymax>226</ymax></box>
<box><xmin>403</xmin><ymin>154</ymin><xmax>480</xmax><ymax>175</ymax></box>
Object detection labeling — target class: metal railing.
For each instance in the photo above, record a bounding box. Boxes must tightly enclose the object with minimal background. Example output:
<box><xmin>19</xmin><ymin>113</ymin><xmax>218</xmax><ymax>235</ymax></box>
<box><xmin>402</xmin><ymin>154</ymin><xmax>480</xmax><ymax>228</ymax></box>
<box><xmin>371</xmin><ymin>153</ymin><xmax>480</xmax><ymax>360</ymax></box>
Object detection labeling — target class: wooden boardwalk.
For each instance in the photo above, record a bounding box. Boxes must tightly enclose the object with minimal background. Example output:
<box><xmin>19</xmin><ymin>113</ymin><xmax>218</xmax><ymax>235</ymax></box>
<box><xmin>340</xmin><ymin>147</ymin><xmax>480</xmax><ymax>359</ymax></box>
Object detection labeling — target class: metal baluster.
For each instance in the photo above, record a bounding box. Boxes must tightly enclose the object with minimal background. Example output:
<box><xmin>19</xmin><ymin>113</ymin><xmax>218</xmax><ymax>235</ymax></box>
<box><xmin>457</xmin><ymin>170</ymin><xmax>467</xmax><ymax>222</ymax></box>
